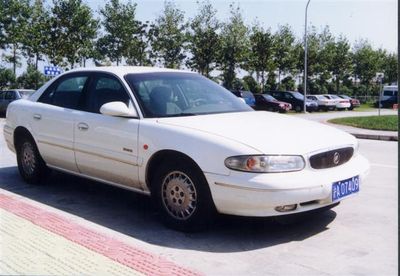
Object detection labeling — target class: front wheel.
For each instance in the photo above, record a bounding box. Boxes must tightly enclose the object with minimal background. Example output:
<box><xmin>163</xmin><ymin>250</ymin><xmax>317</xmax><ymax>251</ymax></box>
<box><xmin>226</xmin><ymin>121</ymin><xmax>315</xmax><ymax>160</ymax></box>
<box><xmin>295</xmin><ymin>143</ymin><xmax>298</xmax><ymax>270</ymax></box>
<box><xmin>295</xmin><ymin>105</ymin><xmax>302</xmax><ymax>112</ymax></box>
<box><xmin>151</xmin><ymin>160</ymin><xmax>216</xmax><ymax>232</ymax></box>
<box><xmin>16</xmin><ymin>136</ymin><xmax>49</xmax><ymax>184</ymax></box>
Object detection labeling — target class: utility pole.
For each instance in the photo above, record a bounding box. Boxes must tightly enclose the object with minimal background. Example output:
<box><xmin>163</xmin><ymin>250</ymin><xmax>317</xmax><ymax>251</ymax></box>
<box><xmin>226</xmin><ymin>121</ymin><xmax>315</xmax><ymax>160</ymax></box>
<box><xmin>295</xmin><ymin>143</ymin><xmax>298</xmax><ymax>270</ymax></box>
<box><xmin>303</xmin><ymin>0</ymin><xmax>311</xmax><ymax>113</ymax></box>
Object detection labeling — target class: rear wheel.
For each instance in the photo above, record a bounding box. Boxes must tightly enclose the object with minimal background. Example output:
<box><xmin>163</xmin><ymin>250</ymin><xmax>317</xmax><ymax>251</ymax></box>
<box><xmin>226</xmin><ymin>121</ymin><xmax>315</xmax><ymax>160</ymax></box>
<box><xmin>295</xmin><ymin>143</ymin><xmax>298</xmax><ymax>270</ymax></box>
<box><xmin>295</xmin><ymin>105</ymin><xmax>302</xmax><ymax>112</ymax></box>
<box><xmin>151</xmin><ymin>160</ymin><xmax>215</xmax><ymax>232</ymax></box>
<box><xmin>16</xmin><ymin>136</ymin><xmax>49</xmax><ymax>184</ymax></box>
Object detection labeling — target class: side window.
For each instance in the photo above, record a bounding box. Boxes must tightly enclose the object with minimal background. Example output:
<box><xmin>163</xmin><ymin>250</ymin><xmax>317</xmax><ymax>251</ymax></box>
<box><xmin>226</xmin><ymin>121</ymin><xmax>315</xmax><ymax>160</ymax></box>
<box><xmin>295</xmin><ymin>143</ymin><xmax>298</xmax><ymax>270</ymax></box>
<box><xmin>5</xmin><ymin>91</ymin><xmax>16</xmax><ymax>100</ymax></box>
<box><xmin>0</xmin><ymin>91</ymin><xmax>5</xmax><ymax>100</ymax></box>
<box><xmin>284</xmin><ymin>93</ymin><xmax>292</xmax><ymax>100</ymax></box>
<box><xmin>86</xmin><ymin>75</ymin><xmax>130</xmax><ymax>114</ymax></box>
<box><xmin>39</xmin><ymin>75</ymin><xmax>88</xmax><ymax>110</ymax></box>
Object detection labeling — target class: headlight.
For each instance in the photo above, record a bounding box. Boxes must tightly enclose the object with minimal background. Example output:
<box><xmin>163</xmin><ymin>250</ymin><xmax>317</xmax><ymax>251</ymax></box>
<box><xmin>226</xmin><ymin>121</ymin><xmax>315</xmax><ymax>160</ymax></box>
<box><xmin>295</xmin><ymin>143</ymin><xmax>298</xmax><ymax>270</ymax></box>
<box><xmin>224</xmin><ymin>155</ymin><xmax>305</xmax><ymax>173</ymax></box>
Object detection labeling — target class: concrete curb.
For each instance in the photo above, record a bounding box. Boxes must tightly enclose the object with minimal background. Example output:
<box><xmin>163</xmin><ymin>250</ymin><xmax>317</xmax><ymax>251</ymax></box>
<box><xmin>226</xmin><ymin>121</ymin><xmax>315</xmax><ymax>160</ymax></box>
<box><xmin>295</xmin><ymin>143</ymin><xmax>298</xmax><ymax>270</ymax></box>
<box><xmin>350</xmin><ymin>133</ymin><xmax>398</xmax><ymax>141</ymax></box>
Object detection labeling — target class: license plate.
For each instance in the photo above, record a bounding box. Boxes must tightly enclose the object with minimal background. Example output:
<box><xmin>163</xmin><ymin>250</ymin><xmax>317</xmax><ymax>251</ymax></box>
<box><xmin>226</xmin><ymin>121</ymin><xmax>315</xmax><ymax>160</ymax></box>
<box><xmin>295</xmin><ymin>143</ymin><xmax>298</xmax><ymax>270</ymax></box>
<box><xmin>332</xmin><ymin>175</ymin><xmax>360</xmax><ymax>202</ymax></box>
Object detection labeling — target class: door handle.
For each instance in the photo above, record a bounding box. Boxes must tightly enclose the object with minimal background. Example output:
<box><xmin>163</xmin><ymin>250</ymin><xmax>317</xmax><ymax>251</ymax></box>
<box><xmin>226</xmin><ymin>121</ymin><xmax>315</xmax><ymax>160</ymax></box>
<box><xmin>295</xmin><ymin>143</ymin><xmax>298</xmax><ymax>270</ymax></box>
<box><xmin>33</xmin><ymin>114</ymin><xmax>41</xmax><ymax>120</ymax></box>
<box><xmin>77</xmin><ymin>122</ymin><xmax>89</xmax><ymax>131</ymax></box>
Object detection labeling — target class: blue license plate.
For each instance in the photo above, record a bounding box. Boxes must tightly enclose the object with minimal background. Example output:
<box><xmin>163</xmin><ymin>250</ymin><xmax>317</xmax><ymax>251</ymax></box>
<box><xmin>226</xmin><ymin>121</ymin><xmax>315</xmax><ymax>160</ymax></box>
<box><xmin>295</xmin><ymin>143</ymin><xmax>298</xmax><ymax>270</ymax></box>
<box><xmin>332</xmin><ymin>175</ymin><xmax>360</xmax><ymax>202</ymax></box>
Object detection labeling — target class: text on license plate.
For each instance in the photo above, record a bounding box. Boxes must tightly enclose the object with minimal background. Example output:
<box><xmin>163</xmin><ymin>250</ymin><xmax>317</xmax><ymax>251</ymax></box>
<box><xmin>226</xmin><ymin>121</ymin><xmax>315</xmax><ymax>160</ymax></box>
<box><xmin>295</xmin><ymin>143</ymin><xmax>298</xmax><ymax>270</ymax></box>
<box><xmin>332</xmin><ymin>175</ymin><xmax>359</xmax><ymax>202</ymax></box>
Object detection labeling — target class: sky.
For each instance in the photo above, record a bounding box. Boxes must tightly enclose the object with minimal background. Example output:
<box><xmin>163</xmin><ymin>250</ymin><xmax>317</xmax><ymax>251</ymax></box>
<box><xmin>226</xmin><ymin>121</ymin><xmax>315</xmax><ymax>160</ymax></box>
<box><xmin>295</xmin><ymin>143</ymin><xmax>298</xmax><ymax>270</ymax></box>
<box><xmin>86</xmin><ymin>0</ymin><xmax>398</xmax><ymax>53</ymax></box>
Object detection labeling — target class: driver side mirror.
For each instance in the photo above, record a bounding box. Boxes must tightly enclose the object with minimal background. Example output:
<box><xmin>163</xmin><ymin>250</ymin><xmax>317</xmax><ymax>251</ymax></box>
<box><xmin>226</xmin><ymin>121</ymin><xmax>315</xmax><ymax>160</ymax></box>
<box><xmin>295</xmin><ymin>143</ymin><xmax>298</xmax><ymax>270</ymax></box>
<box><xmin>100</xmin><ymin>101</ymin><xmax>138</xmax><ymax>118</ymax></box>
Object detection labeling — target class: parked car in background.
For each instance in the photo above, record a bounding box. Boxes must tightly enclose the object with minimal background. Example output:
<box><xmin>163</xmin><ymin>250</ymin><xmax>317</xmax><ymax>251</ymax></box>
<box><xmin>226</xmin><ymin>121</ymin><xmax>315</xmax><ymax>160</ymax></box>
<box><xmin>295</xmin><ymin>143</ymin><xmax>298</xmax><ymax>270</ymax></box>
<box><xmin>269</xmin><ymin>91</ymin><xmax>318</xmax><ymax>112</ymax></box>
<box><xmin>254</xmin><ymin>94</ymin><xmax>292</xmax><ymax>113</ymax></box>
<box><xmin>0</xmin><ymin>89</ymin><xmax>36</xmax><ymax>115</ymax></box>
<box><xmin>338</xmin><ymin>95</ymin><xmax>360</xmax><ymax>110</ymax></box>
<box><xmin>374</xmin><ymin>95</ymin><xmax>398</xmax><ymax>108</ymax></box>
<box><xmin>380</xmin><ymin>85</ymin><xmax>398</xmax><ymax>101</ymax></box>
<box><xmin>230</xmin><ymin>90</ymin><xmax>256</xmax><ymax>108</ymax></box>
<box><xmin>3</xmin><ymin>66</ymin><xmax>369</xmax><ymax>232</ymax></box>
<box><xmin>307</xmin><ymin>95</ymin><xmax>336</xmax><ymax>111</ymax></box>
<box><xmin>323</xmin><ymin>94</ymin><xmax>351</xmax><ymax>110</ymax></box>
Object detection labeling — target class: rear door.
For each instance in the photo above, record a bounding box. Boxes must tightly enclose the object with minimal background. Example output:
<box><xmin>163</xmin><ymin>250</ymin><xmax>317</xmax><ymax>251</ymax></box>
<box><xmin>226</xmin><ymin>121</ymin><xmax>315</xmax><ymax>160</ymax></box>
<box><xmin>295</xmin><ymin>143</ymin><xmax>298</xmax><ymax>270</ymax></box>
<box><xmin>32</xmin><ymin>73</ymin><xmax>90</xmax><ymax>172</ymax></box>
<box><xmin>73</xmin><ymin>73</ymin><xmax>141</xmax><ymax>188</ymax></box>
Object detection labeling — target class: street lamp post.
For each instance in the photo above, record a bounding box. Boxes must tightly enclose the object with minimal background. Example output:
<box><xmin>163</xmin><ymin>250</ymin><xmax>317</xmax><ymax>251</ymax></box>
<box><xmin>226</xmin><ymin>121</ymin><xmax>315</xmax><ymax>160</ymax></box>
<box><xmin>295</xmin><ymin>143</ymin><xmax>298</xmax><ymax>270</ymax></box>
<box><xmin>303</xmin><ymin>0</ymin><xmax>311</xmax><ymax>113</ymax></box>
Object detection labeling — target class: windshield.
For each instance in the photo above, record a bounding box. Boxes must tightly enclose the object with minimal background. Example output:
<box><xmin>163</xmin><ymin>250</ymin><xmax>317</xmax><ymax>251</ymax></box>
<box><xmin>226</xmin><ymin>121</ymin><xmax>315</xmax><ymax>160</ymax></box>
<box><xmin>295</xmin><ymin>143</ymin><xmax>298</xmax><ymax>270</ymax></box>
<box><xmin>292</xmin><ymin>92</ymin><xmax>305</xmax><ymax>100</ymax></box>
<box><xmin>125</xmin><ymin>72</ymin><xmax>252</xmax><ymax>118</ymax></box>
<box><xmin>19</xmin><ymin>90</ymin><xmax>35</xmax><ymax>99</ymax></box>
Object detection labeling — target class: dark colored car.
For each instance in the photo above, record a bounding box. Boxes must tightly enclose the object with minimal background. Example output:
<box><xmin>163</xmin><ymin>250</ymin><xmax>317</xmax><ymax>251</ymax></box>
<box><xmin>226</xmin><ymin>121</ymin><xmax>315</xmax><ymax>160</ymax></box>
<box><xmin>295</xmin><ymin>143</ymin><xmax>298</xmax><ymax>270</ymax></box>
<box><xmin>230</xmin><ymin>90</ymin><xmax>256</xmax><ymax>108</ymax></box>
<box><xmin>338</xmin><ymin>95</ymin><xmax>360</xmax><ymax>110</ymax></box>
<box><xmin>0</xmin><ymin>89</ymin><xmax>35</xmax><ymax>115</ymax></box>
<box><xmin>374</xmin><ymin>95</ymin><xmax>398</xmax><ymax>108</ymax></box>
<box><xmin>254</xmin><ymin>94</ymin><xmax>292</xmax><ymax>113</ymax></box>
<box><xmin>268</xmin><ymin>91</ymin><xmax>318</xmax><ymax>112</ymax></box>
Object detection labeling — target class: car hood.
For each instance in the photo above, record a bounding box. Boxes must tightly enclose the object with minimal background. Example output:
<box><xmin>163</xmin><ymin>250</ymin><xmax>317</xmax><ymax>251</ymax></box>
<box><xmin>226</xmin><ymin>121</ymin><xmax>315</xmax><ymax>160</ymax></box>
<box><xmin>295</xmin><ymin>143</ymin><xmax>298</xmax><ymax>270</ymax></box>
<box><xmin>156</xmin><ymin>111</ymin><xmax>356</xmax><ymax>155</ymax></box>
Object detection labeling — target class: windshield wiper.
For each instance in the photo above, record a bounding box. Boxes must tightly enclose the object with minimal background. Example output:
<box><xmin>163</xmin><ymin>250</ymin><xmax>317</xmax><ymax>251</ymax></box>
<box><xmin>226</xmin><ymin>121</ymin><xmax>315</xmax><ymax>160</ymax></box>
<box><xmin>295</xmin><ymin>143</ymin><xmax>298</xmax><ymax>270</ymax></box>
<box><xmin>161</xmin><ymin>113</ymin><xmax>198</xmax><ymax>117</ymax></box>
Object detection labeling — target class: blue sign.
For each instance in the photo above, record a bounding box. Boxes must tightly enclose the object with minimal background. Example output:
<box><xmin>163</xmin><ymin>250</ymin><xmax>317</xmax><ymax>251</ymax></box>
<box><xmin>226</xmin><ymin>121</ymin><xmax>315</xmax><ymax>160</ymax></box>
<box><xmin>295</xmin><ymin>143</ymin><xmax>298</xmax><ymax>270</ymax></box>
<box><xmin>44</xmin><ymin>66</ymin><xmax>62</xmax><ymax>76</ymax></box>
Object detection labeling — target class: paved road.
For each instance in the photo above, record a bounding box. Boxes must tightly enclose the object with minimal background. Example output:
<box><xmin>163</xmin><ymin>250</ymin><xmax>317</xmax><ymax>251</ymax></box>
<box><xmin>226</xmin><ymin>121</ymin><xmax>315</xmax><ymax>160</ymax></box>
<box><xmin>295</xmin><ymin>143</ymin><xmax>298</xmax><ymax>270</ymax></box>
<box><xmin>0</xmin><ymin>118</ymin><xmax>398</xmax><ymax>275</ymax></box>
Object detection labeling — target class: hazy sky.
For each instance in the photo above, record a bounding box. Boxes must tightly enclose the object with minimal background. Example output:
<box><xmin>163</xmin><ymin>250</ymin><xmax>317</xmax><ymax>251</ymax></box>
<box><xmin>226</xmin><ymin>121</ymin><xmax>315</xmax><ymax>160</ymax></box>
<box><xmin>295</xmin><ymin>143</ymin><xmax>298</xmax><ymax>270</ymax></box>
<box><xmin>87</xmin><ymin>0</ymin><xmax>397</xmax><ymax>53</ymax></box>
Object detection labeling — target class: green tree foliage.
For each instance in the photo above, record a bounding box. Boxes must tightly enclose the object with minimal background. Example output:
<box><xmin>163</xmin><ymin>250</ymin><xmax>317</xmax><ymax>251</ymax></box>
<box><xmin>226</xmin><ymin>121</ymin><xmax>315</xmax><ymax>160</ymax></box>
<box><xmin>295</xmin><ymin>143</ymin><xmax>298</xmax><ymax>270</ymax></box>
<box><xmin>273</xmin><ymin>25</ymin><xmax>296</xmax><ymax>84</ymax></box>
<box><xmin>353</xmin><ymin>40</ymin><xmax>382</xmax><ymax>95</ymax></box>
<box><xmin>97</xmin><ymin>0</ymin><xmax>147</xmax><ymax>66</ymax></box>
<box><xmin>382</xmin><ymin>52</ymin><xmax>398</xmax><ymax>85</ymax></box>
<box><xmin>22</xmin><ymin>0</ymin><xmax>49</xmax><ymax>69</ymax></box>
<box><xmin>186</xmin><ymin>0</ymin><xmax>220</xmax><ymax>77</ymax></box>
<box><xmin>328</xmin><ymin>36</ymin><xmax>352</xmax><ymax>93</ymax></box>
<box><xmin>0</xmin><ymin>67</ymin><xmax>16</xmax><ymax>89</ymax></box>
<box><xmin>45</xmin><ymin>0</ymin><xmax>98</xmax><ymax>68</ymax></box>
<box><xmin>247</xmin><ymin>23</ymin><xmax>274</xmax><ymax>90</ymax></box>
<box><xmin>242</xmin><ymin>75</ymin><xmax>260</xmax><ymax>93</ymax></box>
<box><xmin>16</xmin><ymin>65</ymin><xmax>47</xmax><ymax>89</ymax></box>
<box><xmin>218</xmin><ymin>4</ymin><xmax>249</xmax><ymax>89</ymax></box>
<box><xmin>149</xmin><ymin>1</ymin><xmax>186</xmax><ymax>68</ymax></box>
<box><xmin>0</xmin><ymin>0</ymin><xmax>29</xmax><ymax>75</ymax></box>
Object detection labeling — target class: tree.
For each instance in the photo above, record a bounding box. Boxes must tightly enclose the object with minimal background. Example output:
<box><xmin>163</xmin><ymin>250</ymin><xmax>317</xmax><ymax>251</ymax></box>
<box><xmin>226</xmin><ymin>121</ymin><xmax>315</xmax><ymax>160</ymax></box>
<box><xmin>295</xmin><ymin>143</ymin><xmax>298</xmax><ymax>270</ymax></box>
<box><xmin>22</xmin><ymin>0</ymin><xmax>49</xmax><ymax>70</ymax></box>
<box><xmin>352</xmin><ymin>40</ymin><xmax>381</xmax><ymax>95</ymax></box>
<box><xmin>0</xmin><ymin>67</ymin><xmax>16</xmax><ymax>89</ymax></box>
<box><xmin>382</xmin><ymin>52</ymin><xmax>398</xmax><ymax>85</ymax></box>
<box><xmin>273</xmin><ymin>25</ymin><xmax>296</xmax><ymax>84</ymax></box>
<box><xmin>218</xmin><ymin>4</ymin><xmax>249</xmax><ymax>89</ymax></box>
<box><xmin>186</xmin><ymin>0</ymin><xmax>220</xmax><ymax>77</ymax></box>
<box><xmin>149</xmin><ymin>1</ymin><xmax>186</xmax><ymax>68</ymax></box>
<box><xmin>246</xmin><ymin>23</ymin><xmax>274</xmax><ymax>90</ymax></box>
<box><xmin>242</xmin><ymin>75</ymin><xmax>260</xmax><ymax>93</ymax></box>
<box><xmin>327</xmin><ymin>36</ymin><xmax>352</xmax><ymax>93</ymax></box>
<box><xmin>0</xmin><ymin>0</ymin><xmax>30</xmax><ymax>75</ymax></box>
<box><xmin>97</xmin><ymin>0</ymin><xmax>147</xmax><ymax>66</ymax></box>
<box><xmin>16</xmin><ymin>65</ymin><xmax>47</xmax><ymax>89</ymax></box>
<box><xmin>45</xmin><ymin>0</ymin><xmax>98</xmax><ymax>68</ymax></box>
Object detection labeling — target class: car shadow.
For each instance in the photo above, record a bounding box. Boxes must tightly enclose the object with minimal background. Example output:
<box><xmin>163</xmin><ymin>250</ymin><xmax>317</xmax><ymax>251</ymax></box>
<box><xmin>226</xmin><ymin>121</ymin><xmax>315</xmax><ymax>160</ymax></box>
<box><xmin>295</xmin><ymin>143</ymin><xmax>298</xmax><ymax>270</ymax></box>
<box><xmin>0</xmin><ymin>166</ymin><xmax>337</xmax><ymax>253</ymax></box>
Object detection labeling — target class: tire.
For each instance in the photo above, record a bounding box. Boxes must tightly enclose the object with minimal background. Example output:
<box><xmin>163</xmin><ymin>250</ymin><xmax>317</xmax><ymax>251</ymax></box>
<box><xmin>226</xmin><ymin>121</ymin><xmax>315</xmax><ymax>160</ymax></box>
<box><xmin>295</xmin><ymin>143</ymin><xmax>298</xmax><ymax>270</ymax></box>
<box><xmin>151</xmin><ymin>159</ymin><xmax>216</xmax><ymax>232</ymax></box>
<box><xmin>16</xmin><ymin>135</ymin><xmax>49</xmax><ymax>184</ymax></box>
<box><xmin>295</xmin><ymin>105</ymin><xmax>302</xmax><ymax>112</ymax></box>
<box><xmin>348</xmin><ymin>106</ymin><xmax>354</xmax><ymax>111</ymax></box>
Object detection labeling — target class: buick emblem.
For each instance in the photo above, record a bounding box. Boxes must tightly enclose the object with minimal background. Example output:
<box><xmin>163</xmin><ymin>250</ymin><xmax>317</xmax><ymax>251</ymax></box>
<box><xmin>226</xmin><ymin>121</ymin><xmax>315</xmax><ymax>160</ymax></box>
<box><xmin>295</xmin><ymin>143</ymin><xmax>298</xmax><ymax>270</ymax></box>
<box><xmin>333</xmin><ymin>152</ymin><xmax>340</xmax><ymax>165</ymax></box>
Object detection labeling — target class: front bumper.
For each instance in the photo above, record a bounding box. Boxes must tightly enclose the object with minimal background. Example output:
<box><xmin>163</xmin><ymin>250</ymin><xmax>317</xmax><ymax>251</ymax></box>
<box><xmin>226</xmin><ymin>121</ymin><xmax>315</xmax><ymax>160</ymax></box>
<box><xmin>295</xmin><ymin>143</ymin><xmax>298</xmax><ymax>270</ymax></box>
<box><xmin>205</xmin><ymin>154</ymin><xmax>369</xmax><ymax>217</ymax></box>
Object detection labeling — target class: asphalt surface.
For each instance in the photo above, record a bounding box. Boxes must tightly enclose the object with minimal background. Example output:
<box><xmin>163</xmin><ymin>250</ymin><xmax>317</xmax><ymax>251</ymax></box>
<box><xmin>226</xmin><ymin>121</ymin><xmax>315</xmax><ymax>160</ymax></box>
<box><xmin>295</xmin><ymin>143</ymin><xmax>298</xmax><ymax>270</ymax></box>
<box><xmin>0</xmin><ymin>117</ymin><xmax>398</xmax><ymax>275</ymax></box>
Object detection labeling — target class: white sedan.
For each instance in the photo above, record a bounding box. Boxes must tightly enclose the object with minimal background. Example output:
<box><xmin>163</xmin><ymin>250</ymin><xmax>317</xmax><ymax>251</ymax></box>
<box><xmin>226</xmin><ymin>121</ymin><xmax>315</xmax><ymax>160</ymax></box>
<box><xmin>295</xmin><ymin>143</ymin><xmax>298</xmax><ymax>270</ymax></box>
<box><xmin>3</xmin><ymin>67</ymin><xmax>369</xmax><ymax>231</ymax></box>
<box><xmin>306</xmin><ymin>95</ymin><xmax>336</xmax><ymax>111</ymax></box>
<box><xmin>324</xmin><ymin>94</ymin><xmax>351</xmax><ymax>110</ymax></box>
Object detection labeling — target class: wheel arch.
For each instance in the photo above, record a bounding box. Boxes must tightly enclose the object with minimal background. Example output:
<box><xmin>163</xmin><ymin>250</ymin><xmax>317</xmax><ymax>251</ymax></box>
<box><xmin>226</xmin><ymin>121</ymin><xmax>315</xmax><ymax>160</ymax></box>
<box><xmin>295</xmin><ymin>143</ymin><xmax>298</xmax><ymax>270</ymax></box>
<box><xmin>13</xmin><ymin>126</ymin><xmax>35</xmax><ymax>150</ymax></box>
<box><xmin>145</xmin><ymin>149</ymin><xmax>205</xmax><ymax>192</ymax></box>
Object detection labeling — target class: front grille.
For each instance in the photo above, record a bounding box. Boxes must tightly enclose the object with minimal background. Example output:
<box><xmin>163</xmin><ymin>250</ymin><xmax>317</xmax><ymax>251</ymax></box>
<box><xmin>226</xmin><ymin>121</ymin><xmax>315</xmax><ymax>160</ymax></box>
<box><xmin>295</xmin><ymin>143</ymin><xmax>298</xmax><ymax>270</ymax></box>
<box><xmin>309</xmin><ymin>147</ymin><xmax>354</xmax><ymax>169</ymax></box>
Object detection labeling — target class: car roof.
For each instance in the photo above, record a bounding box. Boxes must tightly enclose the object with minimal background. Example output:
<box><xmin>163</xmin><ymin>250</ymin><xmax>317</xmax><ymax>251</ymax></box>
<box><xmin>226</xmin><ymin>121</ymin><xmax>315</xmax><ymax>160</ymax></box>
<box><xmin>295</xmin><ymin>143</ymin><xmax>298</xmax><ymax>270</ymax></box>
<box><xmin>66</xmin><ymin>66</ymin><xmax>195</xmax><ymax>76</ymax></box>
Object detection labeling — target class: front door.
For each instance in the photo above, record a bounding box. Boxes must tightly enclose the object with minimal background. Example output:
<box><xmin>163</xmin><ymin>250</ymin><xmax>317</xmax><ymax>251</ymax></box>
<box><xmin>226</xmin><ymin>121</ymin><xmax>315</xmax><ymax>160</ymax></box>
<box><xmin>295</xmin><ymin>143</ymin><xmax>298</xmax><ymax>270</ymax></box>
<box><xmin>74</xmin><ymin>73</ymin><xmax>141</xmax><ymax>188</ymax></box>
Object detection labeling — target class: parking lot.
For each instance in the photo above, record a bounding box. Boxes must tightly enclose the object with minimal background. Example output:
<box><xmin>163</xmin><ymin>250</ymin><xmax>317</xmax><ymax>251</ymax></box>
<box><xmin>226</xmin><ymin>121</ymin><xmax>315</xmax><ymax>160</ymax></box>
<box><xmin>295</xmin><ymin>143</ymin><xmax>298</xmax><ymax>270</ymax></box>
<box><xmin>0</xmin><ymin>117</ymin><xmax>397</xmax><ymax>275</ymax></box>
